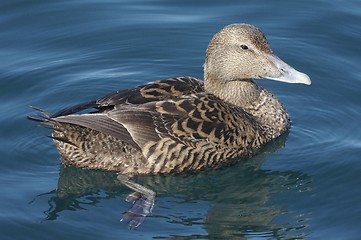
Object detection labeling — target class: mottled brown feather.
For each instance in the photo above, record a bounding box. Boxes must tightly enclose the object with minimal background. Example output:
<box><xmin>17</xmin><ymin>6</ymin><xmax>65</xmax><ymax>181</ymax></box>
<box><xmin>28</xmin><ymin>23</ymin><xmax>311</xmax><ymax>175</ymax></box>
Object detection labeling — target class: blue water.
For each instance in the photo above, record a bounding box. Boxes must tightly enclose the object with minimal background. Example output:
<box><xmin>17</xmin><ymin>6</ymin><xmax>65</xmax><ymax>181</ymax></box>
<box><xmin>1</xmin><ymin>0</ymin><xmax>361</xmax><ymax>239</ymax></box>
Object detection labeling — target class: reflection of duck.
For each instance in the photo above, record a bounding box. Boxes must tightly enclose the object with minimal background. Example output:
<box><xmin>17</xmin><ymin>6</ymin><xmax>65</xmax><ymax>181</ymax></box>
<box><xmin>28</xmin><ymin>23</ymin><xmax>311</xmax><ymax>175</ymax></box>
<box><xmin>34</xmin><ymin>134</ymin><xmax>312</xmax><ymax>237</ymax></box>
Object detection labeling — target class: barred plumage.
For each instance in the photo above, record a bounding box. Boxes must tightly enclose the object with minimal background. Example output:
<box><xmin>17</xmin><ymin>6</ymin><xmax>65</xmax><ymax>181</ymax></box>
<box><xmin>28</xmin><ymin>24</ymin><xmax>311</xmax><ymax>175</ymax></box>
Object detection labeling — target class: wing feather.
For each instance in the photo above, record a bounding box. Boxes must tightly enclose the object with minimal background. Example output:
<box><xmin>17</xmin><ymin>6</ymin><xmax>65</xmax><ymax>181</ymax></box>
<box><xmin>46</xmin><ymin>77</ymin><xmax>204</xmax><ymax>119</ymax></box>
<box><xmin>97</xmin><ymin>76</ymin><xmax>204</xmax><ymax>106</ymax></box>
<box><xmin>106</xmin><ymin>94</ymin><xmax>263</xmax><ymax>152</ymax></box>
<box><xmin>54</xmin><ymin>114</ymin><xmax>140</xmax><ymax>149</ymax></box>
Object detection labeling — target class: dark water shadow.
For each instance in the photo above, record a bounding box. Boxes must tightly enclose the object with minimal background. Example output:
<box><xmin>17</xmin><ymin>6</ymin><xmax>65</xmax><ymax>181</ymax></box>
<box><xmin>32</xmin><ymin>133</ymin><xmax>312</xmax><ymax>239</ymax></box>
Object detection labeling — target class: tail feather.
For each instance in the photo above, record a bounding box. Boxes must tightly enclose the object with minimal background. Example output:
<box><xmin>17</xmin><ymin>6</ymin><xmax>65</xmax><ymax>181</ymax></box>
<box><xmin>29</xmin><ymin>106</ymin><xmax>52</xmax><ymax>117</ymax></box>
<box><xmin>27</xmin><ymin>106</ymin><xmax>54</xmax><ymax>126</ymax></box>
<box><xmin>28</xmin><ymin>106</ymin><xmax>78</xmax><ymax>146</ymax></box>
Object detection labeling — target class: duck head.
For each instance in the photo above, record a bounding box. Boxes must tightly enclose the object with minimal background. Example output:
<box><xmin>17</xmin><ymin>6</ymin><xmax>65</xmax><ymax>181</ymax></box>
<box><xmin>204</xmin><ymin>24</ymin><xmax>311</xmax><ymax>88</ymax></box>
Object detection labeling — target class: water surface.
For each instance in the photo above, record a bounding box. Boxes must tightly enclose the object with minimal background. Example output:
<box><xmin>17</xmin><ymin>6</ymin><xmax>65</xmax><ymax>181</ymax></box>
<box><xmin>1</xmin><ymin>0</ymin><xmax>361</xmax><ymax>239</ymax></box>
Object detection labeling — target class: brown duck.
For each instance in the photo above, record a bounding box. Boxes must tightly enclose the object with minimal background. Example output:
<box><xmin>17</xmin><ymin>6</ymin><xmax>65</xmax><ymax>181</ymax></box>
<box><xmin>29</xmin><ymin>23</ymin><xmax>311</xmax><ymax>175</ymax></box>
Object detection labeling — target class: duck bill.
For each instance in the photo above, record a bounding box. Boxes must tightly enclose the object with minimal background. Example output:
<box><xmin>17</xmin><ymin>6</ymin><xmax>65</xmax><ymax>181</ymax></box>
<box><xmin>265</xmin><ymin>54</ymin><xmax>312</xmax><ymax>85</ymax></box>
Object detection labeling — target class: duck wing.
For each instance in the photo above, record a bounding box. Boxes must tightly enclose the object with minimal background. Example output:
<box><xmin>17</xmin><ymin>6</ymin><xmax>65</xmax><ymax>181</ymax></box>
<box><xmin>54</xmin><ymin>93</ymin><xmax>266</xmax><ymax>173</ymax></box>
<box><xmin>97</xmin><ymin>76</ymin><xmax>204</xmax><ymax>106</ymax></box>
<box><xmin>51</xmin><ymin>76</ymin><xmax>204</xmax><ymax>118</ymax></box>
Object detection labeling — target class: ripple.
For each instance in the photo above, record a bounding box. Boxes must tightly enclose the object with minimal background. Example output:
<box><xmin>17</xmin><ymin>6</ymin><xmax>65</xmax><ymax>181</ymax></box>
<box><xmin>1</xmin><ymin>1</ymin><xmax>361</xmax><ymax>239</ymax></box>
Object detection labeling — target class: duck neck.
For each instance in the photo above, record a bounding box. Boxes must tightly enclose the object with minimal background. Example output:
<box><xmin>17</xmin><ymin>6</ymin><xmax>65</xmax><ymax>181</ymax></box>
<box><xmin>204</xmin><ymin>77</ymin><xmax>290</xmax><ymax>140</ymax></box>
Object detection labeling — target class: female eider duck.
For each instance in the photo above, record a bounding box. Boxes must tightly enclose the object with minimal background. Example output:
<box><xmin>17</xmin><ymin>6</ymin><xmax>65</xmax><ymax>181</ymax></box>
<box><xmin>29</xmin><ymin>23</ymin><xmax>311</xmax><ymax>175</ymax></box>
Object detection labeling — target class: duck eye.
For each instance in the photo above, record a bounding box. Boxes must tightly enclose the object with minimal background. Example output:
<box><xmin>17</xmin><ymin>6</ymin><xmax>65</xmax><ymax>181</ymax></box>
<box><xmin>240</xmin><ymin>44</ymin><xmax>249</xmax><ymax>50</ymax></box>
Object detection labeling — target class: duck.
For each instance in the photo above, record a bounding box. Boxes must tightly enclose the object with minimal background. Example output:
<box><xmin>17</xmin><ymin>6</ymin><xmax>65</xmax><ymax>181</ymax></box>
<box><xmin>29</xmin><ymin>23</ymin><xmax>311</xmax><ymax>175</ymax></box>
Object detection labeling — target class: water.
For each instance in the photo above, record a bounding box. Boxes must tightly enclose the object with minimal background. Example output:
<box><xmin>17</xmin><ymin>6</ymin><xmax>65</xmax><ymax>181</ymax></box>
<box><xmin>1</xmin><ymin>0</ymin><xmax>360</xmax><ymax>239</ymax></box>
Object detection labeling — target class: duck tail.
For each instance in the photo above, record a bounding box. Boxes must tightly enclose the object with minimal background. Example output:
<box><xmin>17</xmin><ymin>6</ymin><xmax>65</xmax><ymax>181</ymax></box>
<box><xmin>26</xmin><ymin>106</ymin><xmax>54</xmax><ymax>126</ymax></box>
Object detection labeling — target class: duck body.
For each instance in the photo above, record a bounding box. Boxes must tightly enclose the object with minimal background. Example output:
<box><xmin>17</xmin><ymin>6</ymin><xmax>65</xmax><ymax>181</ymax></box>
<box><xmin>29</xmin><ymin>24</ymin><xmax>311</xmax><ymax>175</ymax></box>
